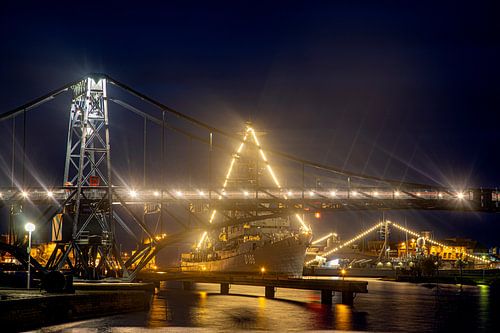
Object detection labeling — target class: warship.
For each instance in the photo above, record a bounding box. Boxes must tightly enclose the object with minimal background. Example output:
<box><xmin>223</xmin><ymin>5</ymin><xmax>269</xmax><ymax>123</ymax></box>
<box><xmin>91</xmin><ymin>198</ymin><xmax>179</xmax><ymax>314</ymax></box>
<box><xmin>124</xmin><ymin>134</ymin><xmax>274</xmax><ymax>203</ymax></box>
<box><xmin>181</xmin><ymin>123</ymin><xmax>312</xmax><ymax>277</ymax></box>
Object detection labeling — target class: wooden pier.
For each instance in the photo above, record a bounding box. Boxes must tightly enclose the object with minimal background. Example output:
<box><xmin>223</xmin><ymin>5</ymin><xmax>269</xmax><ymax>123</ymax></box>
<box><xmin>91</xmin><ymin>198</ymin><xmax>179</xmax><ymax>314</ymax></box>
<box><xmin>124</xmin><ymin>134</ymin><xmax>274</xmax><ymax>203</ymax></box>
<box><xmin>140</xmin><ymin>272</ymin><xmax>368</xmax><ymax>305</ymax></box>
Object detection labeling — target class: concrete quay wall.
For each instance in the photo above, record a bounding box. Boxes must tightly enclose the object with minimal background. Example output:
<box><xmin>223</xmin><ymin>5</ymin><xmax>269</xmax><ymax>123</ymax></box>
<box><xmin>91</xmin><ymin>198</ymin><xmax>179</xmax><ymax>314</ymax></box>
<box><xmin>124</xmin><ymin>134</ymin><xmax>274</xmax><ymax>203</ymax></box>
<box><xmin>0</xmin><ymin>288</ymin><xmax>153</xmax><ymax>332</ymax></box>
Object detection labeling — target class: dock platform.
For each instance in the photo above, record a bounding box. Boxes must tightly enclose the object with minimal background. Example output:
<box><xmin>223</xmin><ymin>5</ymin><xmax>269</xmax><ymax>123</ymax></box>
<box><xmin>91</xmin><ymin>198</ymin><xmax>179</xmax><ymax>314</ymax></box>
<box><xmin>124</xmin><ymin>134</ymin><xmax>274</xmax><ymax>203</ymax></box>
<box><xmin>140</xmin><ymin>272</ymin><xmax>368</xmax><ymax>305</ymax></box>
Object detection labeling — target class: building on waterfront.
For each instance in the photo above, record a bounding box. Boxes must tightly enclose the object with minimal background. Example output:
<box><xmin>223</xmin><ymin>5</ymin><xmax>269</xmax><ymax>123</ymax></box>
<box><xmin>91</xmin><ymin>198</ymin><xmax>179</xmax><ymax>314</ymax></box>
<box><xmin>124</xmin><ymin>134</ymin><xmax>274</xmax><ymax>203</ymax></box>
<box><xmin>396</xmin><ymin>237</ymin><xmax>489</xmax><ymax>267</ymax></box>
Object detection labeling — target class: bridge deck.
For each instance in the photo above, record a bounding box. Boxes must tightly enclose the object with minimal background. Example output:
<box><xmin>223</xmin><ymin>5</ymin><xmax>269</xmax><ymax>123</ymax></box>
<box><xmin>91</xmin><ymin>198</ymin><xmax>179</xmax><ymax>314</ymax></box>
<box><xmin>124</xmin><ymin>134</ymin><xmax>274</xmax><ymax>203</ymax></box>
<box><xmin>1</xmin><ymin>186</ymin><xmax>498</xmax><ymax>212</ymax></box>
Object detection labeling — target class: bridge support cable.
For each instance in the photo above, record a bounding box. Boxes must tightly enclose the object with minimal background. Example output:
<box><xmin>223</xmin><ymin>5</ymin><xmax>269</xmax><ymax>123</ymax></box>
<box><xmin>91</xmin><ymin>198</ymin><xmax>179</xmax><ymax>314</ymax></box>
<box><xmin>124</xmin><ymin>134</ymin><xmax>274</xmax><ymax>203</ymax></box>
<box><xmin>0</xmin><ymin>77</ymin><xmax>85</xmax><ymax>122</ymax></box>
<box><xmin>1</xmin><ymin>74</ymin><xmax>469</xmax><ymax>192</ymax></box>
<box><xmin>22</xmin><ymin>110</ymin><xmax>26</xmax><ymax>187</ymax></box>
<box><xmin>108</xmin><ymin>75</ymin><xmax>450</xmax><ymax>190</ymax></box>
<box><xmin>160</xmin><ymin>110</ymin><xmax>166</xmax><ymax>235</ymax></box>
<box><xmin>1</xmin><ymin>74</ymin><xmax>467</xmax><ymax>191</ymax></box>
<box><xmin>209</xmin><ymin>132</ymin><xmax>213</xmax><ymax>201</ymax></box>
<box><xmin>109</xmin><ymin>99</ymin><xmax>231</xmax><ymax>157</ymax></box>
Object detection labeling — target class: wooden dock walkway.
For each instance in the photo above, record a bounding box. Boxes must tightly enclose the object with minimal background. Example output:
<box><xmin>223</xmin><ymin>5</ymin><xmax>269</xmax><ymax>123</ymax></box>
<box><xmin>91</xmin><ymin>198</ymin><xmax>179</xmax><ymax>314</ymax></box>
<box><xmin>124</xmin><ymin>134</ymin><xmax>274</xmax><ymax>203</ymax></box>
<box><xmin>139</xmin><ymin>272</ymin><xmax>368</xmax><ymax>305</ymax></box>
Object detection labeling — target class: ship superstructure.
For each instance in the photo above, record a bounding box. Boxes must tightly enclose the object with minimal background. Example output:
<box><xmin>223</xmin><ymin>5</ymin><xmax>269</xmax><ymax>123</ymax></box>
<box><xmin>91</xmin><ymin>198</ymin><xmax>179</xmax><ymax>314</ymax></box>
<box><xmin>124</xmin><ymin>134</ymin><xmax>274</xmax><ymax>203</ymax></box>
<box><xmin>181</xmin><ymin>123</ymin><xmax>311</xmax><ymax>276</ymax></box>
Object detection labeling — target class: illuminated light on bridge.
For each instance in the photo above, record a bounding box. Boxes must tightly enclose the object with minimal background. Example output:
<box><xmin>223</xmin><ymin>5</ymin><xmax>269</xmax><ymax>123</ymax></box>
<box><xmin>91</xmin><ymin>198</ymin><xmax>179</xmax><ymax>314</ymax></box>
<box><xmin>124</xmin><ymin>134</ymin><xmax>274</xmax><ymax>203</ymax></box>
<box><xmin>21</xmin><ymin>191</ymin><xmax>29</xmax><ymax>198</ymax></box>
<box><xmin>154</xmin><ymin>233</ymin><xmax>167</xmax><ymax>241</ymax></box>
<box><xmin>287</xmin><ymin>190</ymin><xmax>293</xmax><ymax>196</ymax></box>
<box><xmin>176</xmin><ymin>190</ymin><xmax>183</xmax><ymax>197</ymax></box>
<box><xmin>129</xmin><ymin>190</ymin><xmax>138</xmax><ymax>198</ymax></box>
<box><xmin>438</xmin><ymin>193</ymin><xmax>443</xmax><ymax>198</ymax></box>
<box><xmin>153</xmin><ymin>191</ymin><xmax>160</xmax><ymax>197</ymax></box>
<box><xmin>330</xmin><ymin>190</ymin><xmax>336</xmax><ymax>197</ymax></box>
<box><xmin>309</xmin><ymin>191</ymin><xmax>315</xmax><ymax>197</ymax></box>
<box><xmin>351</xmin><ymin>191</ymin><xmax>358</xmax><ymax>197</ymax></box>
<box><xmin>198</xmin><ymin>190</ymin><xmax>205</xmax><ymax>196</ymax></box>
<box><xmin>243</xmin><ymin>191</ymin><xmax>249</xmax><ymax>197</ymax></box>
<box><xmin>314</xmin><ymin>212</ymin><xmax>321</xmax><ymax>219</ymax></box>
<box><xmin>457</xmin><ymin>192</ymin><xmax>465</xmax><ymax>200</ymax></box>
<box><xmin>46</xmin><ymin>191</ymin><xmax>54</xmax><ymax>198</ymax></box>
<box><xmin>394</xmin><ymin>190</ymin><xmax>401</xmax><ymax>197</ymax></box>
<box><xmin>373</xmin><ymin>191</ymin><xmax>379</xmax><ymax>196</ymax></box>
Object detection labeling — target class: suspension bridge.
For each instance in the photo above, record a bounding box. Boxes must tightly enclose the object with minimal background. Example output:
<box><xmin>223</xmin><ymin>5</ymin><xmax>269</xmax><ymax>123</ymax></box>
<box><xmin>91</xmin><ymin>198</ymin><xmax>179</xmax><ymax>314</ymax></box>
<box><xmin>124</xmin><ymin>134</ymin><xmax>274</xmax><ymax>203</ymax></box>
<box><xmin>0</xmin><ymin>74</ymin><xmax>498</xmax><ymax>282</ymax></box>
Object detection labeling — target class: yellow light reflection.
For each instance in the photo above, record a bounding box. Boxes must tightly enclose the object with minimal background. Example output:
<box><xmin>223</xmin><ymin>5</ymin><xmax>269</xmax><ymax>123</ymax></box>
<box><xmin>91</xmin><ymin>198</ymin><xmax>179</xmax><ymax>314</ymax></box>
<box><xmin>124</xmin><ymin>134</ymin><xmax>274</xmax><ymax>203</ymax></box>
<box><xmin>334</xmin><ymin>304</ymin><xmax>352</xmax><ymax>331</ymax></box>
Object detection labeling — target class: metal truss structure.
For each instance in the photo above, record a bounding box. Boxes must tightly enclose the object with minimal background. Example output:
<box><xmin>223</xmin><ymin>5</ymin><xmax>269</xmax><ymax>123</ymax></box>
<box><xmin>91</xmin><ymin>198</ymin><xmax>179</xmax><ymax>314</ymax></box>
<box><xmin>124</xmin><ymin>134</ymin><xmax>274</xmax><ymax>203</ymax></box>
<box><xmin>48</xmin><ymin>77</ymin><xmax>118</xmax><ymax>279</ymax></box>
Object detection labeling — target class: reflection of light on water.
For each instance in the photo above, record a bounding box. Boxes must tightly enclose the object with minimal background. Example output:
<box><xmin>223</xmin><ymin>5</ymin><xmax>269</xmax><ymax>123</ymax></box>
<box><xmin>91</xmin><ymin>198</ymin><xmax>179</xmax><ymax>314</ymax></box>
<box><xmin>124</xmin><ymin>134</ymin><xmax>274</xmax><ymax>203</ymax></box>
<box><xmin>147</xmin><ymin>295</ymin><xmax>168</xmax><ymax>327</ymax></box>
<box><xmin>197</xmin><ymin>291</ymin><xmax>208</xmax><ymax>324</ymax></box>
<box><xmin>258</xmin><ymin>296</ymin><xmax>266</xmax><ymax>309</ymax></box>
<box><xmin>66</xmin><ymin>281</ymin><xmax>495</xmax><ymax>331</ymax></box>
<box><xmin>257</xmin><ymin>296</ymin><xmax>267</xmax><ymax>326</ymax></box>
<box><xmin>255</xmin><ymin>296</ymin><xmax>271</xmax><ymax>329</ymax></box>
<box><xmin>335</xmin><ymin>304</ymin><xmax>352</xmax><ymax>331</ymax></box>
<box><xmin>478</xmin><ymin>284</ymin><xmax>489</xmax><ymax>330</ymax></box>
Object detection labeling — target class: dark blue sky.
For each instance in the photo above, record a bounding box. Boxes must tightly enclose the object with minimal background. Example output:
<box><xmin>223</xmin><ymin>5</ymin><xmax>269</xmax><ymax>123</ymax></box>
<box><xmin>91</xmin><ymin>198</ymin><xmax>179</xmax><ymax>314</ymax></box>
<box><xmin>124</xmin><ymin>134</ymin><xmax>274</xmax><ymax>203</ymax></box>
<box><xmin>0</xmin><ymin>1</ymin><xmax>499</xmax><ymax>246</ymax></box>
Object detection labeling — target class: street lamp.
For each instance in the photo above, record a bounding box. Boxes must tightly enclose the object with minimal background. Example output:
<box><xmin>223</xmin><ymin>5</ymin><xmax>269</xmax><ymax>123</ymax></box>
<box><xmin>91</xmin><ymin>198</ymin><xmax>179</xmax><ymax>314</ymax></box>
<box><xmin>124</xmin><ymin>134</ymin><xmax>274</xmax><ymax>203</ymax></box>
<box><xmin>340</xmin><ymin>269</ymin><xmax>346</xmax><ymax>281</ymax></box>
<box><xmin>25</xmin><ymin>222</ymin><xmax>35</xmax><ymax>289</ymax></box>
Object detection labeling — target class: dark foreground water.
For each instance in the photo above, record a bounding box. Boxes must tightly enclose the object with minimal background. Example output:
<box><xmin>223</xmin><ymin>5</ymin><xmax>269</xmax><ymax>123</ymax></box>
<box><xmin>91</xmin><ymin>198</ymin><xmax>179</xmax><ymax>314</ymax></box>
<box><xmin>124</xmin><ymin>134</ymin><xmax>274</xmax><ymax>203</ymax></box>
<box><xmin>32</xmin><ymin>278</ymin><xmax>499</xmax><ymax>332</ymax></box>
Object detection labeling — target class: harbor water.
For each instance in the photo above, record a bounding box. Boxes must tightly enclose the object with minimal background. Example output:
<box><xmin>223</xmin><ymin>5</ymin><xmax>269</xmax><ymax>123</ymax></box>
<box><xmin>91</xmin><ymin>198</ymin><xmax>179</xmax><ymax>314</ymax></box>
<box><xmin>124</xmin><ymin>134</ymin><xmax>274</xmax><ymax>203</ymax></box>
<box><xmin>33</xmin><ymin>278</ymin><xmax>499</xmax><ymax>332</ymax></box>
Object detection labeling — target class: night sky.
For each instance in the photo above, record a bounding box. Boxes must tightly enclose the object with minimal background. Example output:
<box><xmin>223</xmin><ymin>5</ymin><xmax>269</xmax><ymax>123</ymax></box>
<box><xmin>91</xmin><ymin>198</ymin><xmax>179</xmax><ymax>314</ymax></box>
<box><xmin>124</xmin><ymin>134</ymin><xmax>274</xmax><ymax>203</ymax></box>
<box><xmin>0</xmin><ymin>1</ymin><xmax>499</xmax><ymax>250</ymax></box>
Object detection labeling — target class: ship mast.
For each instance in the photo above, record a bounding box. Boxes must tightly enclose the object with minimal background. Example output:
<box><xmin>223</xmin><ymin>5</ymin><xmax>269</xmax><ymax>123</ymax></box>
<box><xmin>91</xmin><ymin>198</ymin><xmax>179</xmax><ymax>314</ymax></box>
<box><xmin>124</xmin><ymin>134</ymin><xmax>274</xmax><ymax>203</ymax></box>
<box><xmin>196</xmin><ymin>122</ymin><xmax>310</xmax><ymax>250</ymax></box>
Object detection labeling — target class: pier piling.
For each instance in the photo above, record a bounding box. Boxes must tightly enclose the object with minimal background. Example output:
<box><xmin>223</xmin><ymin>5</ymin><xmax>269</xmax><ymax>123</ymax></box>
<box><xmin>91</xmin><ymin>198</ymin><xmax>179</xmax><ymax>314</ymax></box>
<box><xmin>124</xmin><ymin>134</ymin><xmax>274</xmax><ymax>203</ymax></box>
<box><xmin>265</xmin><ymin>286</ymin><xmax>275</xmax><ymax>299</ymax></box>
<box><xmin>220</xmin><ymin>283</ymin><xmax>230</xmax><ymax>294</ymax></box>
<box><xmin>321</xmin><ymin>290</ymin><xmax>333</xmax><ymax>304</ymax></box>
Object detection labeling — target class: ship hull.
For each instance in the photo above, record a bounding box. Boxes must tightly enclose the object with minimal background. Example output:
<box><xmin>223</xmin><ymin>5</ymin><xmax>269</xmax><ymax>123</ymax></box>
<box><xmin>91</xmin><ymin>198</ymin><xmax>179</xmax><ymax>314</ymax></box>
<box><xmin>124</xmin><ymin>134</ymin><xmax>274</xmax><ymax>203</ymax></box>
<box><xmin>181</xmin><ymin>235</ymin><xmax>309</xmax><ymax>277</ymax></box>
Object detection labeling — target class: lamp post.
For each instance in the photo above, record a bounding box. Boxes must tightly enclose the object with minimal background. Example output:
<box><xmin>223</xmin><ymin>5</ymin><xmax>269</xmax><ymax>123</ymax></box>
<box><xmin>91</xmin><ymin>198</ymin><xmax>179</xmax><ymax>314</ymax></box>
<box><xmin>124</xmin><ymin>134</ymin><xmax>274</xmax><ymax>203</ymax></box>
<box><xmin>25</xmin><ymin>222</ymin><xmax>35</xmax><ymax>289</ymax></box>
<box><xmin>340</xmin><ymin>269</ymin><xmax>346</xmax><ymax>281</ymax></box>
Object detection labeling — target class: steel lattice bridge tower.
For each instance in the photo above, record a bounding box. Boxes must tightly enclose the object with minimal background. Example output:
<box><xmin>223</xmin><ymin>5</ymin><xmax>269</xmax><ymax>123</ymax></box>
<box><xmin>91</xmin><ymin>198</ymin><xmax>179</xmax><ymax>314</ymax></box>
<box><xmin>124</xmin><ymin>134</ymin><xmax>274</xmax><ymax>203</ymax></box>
<box><xmin>0</xmin><ymin>74</ymin><xmax>498</xmax><ymax>281</ymax></box>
